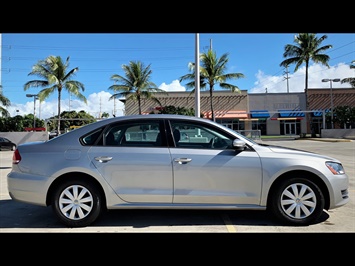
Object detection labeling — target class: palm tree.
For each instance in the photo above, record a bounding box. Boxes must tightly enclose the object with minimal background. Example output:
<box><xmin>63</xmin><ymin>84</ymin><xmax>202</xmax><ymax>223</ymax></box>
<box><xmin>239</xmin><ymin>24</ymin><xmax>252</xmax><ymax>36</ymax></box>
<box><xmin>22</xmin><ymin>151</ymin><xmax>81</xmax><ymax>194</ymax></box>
<box><xmin>179</xmin><ymin>49</ymin><xmax>245</xmax><ymax>121</ymax></box>
<box><xmin>341</xmin><ymin>60</ymin><xmax>355</xmax><ymax>88</ymax></box>
<box><xmin>108</xmin><ymin>61</ymin><xmax>168</xmax><ymax>115</ymax></box>
<box><xmin>280</xmin><ymin>33</ymin><xmax>332</xmax><ymax>134</ymax></box>
<box><xmin>0</xmin><ymin>86</ymin><xmax>11</xmax><ymax>117</ymax></box>
<box><xmin>24</xmin><ymin>56</ymin><xmax>87</xmax><ymax>134</ymax></box>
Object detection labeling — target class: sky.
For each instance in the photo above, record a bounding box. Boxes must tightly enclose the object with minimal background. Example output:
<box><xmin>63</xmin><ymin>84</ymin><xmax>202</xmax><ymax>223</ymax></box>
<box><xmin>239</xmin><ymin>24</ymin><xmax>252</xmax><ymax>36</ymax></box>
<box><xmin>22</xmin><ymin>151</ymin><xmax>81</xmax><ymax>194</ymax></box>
<box><xmin>1</xmin><ymin>33</ymin><xmax>354</xmax><ymax>120</ymax></box>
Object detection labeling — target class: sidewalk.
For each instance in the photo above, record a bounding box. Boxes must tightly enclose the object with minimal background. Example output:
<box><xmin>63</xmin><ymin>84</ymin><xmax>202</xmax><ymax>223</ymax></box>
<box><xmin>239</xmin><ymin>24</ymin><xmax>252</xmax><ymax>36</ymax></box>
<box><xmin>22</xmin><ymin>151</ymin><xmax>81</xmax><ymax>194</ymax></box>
<box><xmin>261</xmin><ymin>135</ymin><xmax>354</xmax><ymax>142</ymax></box>
<box><xmin>307</xmin><ymin>138</ymin><xmax>354</xmax><ymax>142</ymax></box>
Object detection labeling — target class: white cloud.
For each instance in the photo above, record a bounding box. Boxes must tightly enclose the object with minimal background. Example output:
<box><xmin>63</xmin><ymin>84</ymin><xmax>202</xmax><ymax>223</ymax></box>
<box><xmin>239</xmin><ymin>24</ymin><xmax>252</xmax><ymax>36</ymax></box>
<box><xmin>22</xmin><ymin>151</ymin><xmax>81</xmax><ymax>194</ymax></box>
<box><xmin>249</xmin><ymin>63</ymin><xmax>354</xmax><ymax>93</ymax></box>
<box><xmin>159</xmin><ymin>80</ymin><xmax>186</xmax><ymax>92</ymax></box>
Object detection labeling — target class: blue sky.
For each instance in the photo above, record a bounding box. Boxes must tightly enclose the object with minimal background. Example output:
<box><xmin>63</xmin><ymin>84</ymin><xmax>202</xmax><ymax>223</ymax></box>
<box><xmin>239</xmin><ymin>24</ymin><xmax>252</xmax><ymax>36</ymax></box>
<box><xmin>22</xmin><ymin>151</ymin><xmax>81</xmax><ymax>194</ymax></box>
<box><xmin>1</xmin><ymin>33</ymin><xmax>354</xmax><ymax>119</ymax></box>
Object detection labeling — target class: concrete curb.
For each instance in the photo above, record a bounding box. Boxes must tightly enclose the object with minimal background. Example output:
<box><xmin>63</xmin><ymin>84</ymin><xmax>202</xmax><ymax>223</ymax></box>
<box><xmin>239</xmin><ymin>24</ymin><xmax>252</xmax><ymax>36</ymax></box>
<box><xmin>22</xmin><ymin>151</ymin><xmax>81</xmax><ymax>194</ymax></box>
<box><xmin>305</xmin><ymin>138</ymin><xmax>353</xmax><ymax>142</ymax></box>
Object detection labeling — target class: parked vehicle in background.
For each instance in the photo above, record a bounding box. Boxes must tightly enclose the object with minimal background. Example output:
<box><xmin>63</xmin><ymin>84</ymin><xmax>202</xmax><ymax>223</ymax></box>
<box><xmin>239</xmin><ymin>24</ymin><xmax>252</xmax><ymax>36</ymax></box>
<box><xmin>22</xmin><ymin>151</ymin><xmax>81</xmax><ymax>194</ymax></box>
<box><xmin>7</xmin><ymin>114</ymin><xmax>350</xmax><ymax>228</ymax></box>
<box><xmin>0</xmin><ymin>137</ymin><xmax>16</xmax><ymax>151</ymax></box>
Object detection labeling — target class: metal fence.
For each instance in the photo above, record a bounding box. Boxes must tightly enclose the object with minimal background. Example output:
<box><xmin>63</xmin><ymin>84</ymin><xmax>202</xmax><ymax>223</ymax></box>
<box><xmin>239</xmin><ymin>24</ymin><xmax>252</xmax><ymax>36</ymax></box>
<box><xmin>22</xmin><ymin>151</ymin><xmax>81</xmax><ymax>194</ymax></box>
<box><xmin>237</xmin><ymin>130</ymin><xmax>261</xmax><ymax>140</ymax></box>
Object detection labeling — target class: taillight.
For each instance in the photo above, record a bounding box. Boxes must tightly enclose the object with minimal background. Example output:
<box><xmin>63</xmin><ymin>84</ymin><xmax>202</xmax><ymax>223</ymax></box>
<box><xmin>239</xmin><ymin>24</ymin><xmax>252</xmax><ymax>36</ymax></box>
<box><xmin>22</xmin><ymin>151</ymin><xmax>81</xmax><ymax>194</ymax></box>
<box><xmin>12</xmin><ymin>149</ymin><xmax>21</xmax><ymax>164</ymax></box>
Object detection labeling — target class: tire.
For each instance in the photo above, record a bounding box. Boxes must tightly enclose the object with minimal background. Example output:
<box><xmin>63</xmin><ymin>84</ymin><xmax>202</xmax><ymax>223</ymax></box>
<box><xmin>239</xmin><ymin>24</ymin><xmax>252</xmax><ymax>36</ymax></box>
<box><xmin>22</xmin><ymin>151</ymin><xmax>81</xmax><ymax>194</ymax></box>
<box><xmin>270</xmin><ymin>177</ymin><xmax>325</xmax><ymax>226</ymax></box>
<box><xmin>51</xmin><ymin>179</ymin><xmax>102</xmax><ymax>228</ymax></box>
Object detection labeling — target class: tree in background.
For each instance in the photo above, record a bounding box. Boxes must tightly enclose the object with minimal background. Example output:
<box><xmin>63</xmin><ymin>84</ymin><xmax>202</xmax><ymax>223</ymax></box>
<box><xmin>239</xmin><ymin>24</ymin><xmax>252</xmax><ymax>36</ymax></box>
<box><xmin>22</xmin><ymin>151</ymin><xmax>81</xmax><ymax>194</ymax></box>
<box><xmin>280</xmin><ymin>33</ymin><xmax>332</xmax><ymax>134</ymax></box>
<box><xmin>333</xmin><ymin>106</ymin><xmax>355</xmax><ymax>129</ymax></box>
<box><xmin>24</xmin><ymin>56</ymin><xmax>87</xmax><ymax>135</ymax></box>
<box><xmin>0</xmin><ymin>114</ymin><xmax>44</xmax><ymax>132</ymax></box>
<box><xmin>46</xmin><ymin>110</ymin><xmax>96</xmax><ymax>132</ymax></box>
<box><xmin>0</xmin><ymin>110</ymin><xmax>97</xmax><ymax>132</ymax></box>
<box><xmin>7</xmin><ymin>115</ymin><xmax>24</xmax><ymax>132</ymax></box>
<box><xmin>179</xmin><ymin>49</ymin><xmax>245</xmax><ymax>121</ymax></box>
<box><xmin>341</xmin><ymin>60</ymin><xmax>355</xmax><ymax>88</ymax></box>
<box><xmin>108</xmin><ymin>61</ymin><xmax>168</xmax><ymax>115</ymax></box>
<box><xmin>151</xmin><ymin>105</ymin><xmax>198</xmax><ymax>116</ymax></box>
<box><xmin>101</xmin><ymin>112</ymin><xmax>110</xmax><ymax>118</ymax></box>
<box><xmin>0</xmin><ymin>86</ymin><xmax>11</xmax><ymax>118</ymax></box>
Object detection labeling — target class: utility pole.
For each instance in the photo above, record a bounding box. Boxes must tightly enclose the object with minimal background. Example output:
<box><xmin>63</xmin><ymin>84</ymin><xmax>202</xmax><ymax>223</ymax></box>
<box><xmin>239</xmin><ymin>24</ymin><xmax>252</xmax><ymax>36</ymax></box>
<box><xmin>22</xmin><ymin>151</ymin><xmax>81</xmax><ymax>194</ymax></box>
<box><xmin>283</xmin><ymin>65</ymin><xmax>290</xmax><ymax>93</ymax></box>
<box><xmin>68</xmin><ymin>92</ymin><xmax>71</xmax><ymax>111</ymax></box>
<box><xmin>99</xmin><ymin>96</ymin><xmax>102</xmax><ymax>118</ymax></box>
<box><xmin>195</xmin><ymin>33</ymin><xmax>200</xmax><ymax>118</ymax></box>
<box><xmin>113</xmin><ymin>97</ymin><xmax>116</xmax><ymax>117</ymax></box>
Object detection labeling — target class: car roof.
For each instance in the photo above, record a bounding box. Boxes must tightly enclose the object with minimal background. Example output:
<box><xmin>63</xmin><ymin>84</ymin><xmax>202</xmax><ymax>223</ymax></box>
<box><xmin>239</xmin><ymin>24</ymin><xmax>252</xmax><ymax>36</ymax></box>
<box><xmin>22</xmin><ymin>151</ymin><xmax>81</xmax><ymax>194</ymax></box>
<box><xmin>48</xmin><ymin>114</ymin><xmax>229</xmax><ymax>143</ymax></box>
<box><xmin>81</xmin><ymin>114</ymin><xmax>217</xmax><ymax>128</ymax></box>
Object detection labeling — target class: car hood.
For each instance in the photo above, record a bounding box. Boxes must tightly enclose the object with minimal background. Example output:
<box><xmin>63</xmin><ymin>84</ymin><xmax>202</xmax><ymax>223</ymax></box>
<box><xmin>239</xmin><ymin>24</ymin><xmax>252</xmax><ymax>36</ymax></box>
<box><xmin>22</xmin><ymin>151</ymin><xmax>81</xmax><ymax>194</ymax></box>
<box><xmin>262</xmin><ymin>144</ymin><xmax>339</xmax><ymax>162</ymax></box>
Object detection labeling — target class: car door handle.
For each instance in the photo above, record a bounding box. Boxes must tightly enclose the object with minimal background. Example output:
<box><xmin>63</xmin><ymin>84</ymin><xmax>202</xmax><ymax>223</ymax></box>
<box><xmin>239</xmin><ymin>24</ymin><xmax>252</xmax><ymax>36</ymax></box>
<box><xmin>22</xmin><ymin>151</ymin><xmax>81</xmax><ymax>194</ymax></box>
<box><xmin>95</xmin><ymin>156</ymin><xmax>113</xmax><ymax>163</ymax></box>
<box><xmin>174</xmin><ymin>158</ymin><xmax>192</xmax><ymax>164</ymax></box>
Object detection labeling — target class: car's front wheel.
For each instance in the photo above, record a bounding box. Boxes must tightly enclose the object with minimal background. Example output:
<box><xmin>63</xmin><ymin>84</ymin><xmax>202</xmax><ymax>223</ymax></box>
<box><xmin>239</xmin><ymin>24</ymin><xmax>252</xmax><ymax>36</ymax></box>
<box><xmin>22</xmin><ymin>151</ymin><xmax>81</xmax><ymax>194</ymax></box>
<box><xmin>270</xmin><ymin>177</ymin><xmax>325</xmax><ymax>226</ymax></box>
<box><xmin>51</xmin><ymin>179</ymin><xmax>102</xmax><ymax>227</ymax></box>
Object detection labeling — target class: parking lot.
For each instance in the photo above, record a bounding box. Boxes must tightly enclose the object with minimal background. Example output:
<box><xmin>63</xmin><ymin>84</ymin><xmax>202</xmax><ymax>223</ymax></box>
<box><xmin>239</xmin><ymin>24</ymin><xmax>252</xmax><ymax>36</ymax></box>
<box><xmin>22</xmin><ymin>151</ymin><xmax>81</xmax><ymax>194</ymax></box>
<box><xmin>0</xmin><ymin>139</ymin><xmax>354</xmax><ymax>233</ymax></box>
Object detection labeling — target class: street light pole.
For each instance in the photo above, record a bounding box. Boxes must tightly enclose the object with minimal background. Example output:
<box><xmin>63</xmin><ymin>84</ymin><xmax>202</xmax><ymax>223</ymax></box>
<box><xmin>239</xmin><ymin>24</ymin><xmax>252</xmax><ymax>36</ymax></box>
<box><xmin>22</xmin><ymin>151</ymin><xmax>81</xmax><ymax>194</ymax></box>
<box><xmin>26</xmin><ymin>94</ymin><xmax>38</xmax><ymax>130</ymax></box>
<box><xmin>321</xmin><ymin>78</ymin><xmax>340</xmax><ymax>129</ymax></box>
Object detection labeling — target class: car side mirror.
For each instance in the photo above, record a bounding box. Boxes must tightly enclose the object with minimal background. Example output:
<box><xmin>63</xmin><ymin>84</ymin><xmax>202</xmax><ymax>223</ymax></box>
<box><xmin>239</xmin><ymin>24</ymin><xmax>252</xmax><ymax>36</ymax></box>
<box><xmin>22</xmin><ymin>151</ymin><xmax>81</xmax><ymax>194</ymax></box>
<box><xmin>232</xmin><ymin>139</ymin><xmax>246</xmax><ymax>151</ymax></box>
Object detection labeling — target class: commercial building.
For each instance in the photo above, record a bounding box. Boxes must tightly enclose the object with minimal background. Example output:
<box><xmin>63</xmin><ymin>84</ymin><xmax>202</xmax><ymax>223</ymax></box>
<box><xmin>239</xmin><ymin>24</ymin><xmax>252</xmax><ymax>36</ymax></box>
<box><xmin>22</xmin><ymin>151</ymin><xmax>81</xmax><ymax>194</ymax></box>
<box><xmin>123</xmin><ymin>88</ymin><xmax>355</xmax><ymax>136</ymax></box>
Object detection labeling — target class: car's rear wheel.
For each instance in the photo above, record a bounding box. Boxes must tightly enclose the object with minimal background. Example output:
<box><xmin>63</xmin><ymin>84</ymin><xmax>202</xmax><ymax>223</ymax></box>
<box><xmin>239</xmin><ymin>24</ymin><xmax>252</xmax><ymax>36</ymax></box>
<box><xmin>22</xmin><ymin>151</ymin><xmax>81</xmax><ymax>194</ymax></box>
<box><xmin>270</xmin><ymin>177</ymin><xmax>325</xmax><ymax>226</ymax></box>
<box><xmin>51</xmin><ymin>179</ymin><xmax>102</xmax><ymax>227</ymax></box>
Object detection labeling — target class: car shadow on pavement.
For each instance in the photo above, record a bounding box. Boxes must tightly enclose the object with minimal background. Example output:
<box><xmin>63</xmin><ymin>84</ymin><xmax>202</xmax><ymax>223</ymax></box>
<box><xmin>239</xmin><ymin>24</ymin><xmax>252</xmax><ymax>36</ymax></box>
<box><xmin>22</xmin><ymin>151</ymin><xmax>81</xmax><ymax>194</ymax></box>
<box><xmin>97</xmin><ymin>209</ymin><xmax>276</xmax><ymax>227</ymax></box>
<box><xmin>97</xmin><ymin>209</ymin><xmax>330</xmax><ymax>227</ymax></box>
<box><xmin>0</xmin><ymin>199</ymin><xmax>330</xmax><ymax>230</ymax></box>
<box><xmin>0</xmin><ymin>199</ymin><xmax>62</xmax><ymax>229</ymax></box>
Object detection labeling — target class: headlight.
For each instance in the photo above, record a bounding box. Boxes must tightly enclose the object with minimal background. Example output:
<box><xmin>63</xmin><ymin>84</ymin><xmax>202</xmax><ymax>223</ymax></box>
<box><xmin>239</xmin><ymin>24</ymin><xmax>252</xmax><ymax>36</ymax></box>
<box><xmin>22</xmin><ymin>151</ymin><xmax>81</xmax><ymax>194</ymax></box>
<box><xmin>325</xmin><ymin>161</ymin><xmax>345</xmax><ymax>175</ymax></box>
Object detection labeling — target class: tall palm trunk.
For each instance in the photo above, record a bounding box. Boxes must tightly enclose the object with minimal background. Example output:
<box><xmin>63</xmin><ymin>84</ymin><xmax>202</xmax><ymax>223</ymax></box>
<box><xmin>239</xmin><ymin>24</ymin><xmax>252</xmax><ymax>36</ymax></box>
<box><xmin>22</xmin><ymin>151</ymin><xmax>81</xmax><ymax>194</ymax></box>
<box><xmin>209</xmin><ymin>88</ymin><xmax>215</xmax><ymax>121</ymax></box>
<box><xmin>57</xmin><ymin>89</ymin><xmax>62</xmax><ymax>134</ymax></box>
<box><xmin>137</xmin><ymin>96</ymin><xmax>142</xmax><ymax>115</ymax></box>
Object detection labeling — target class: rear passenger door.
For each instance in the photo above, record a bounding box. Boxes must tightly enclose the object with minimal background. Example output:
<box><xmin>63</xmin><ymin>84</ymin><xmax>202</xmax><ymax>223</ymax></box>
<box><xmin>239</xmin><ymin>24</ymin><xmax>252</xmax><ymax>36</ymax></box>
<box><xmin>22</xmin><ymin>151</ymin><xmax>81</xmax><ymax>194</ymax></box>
<box><xmin>88</xmin><ymin>119</ymin><xmax>174</xmax><ymax>203</ymax></box>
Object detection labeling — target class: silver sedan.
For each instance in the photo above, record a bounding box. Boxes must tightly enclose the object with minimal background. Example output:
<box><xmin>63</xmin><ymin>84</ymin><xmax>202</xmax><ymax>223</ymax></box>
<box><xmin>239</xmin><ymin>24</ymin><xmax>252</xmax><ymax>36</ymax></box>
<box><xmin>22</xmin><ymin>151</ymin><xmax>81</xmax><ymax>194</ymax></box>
<box><xmin>7</xmin><ymin>114</ymin><xmax>349</xmax><ymax>227</ymax></box>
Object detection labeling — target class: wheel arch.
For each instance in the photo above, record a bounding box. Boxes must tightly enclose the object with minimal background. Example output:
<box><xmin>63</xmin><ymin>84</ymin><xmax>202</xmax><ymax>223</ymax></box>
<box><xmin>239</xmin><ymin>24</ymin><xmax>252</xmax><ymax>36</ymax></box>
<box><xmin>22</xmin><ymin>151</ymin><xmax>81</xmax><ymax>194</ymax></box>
<box><xmin>46</xmin><ymin>172</ymin><xmax>107</xmax><ymax>210</ymax></box>
<box><xmin>267</xmin><ymin>170</ymin><xmax>330</xmax><ymax>210</ymax></box>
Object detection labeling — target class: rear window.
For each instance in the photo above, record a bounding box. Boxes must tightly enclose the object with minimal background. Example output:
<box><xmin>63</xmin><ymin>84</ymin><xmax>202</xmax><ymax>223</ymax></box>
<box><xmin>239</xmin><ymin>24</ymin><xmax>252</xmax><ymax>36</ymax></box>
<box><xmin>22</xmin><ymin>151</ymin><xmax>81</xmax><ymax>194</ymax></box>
<box><xmin>81</xmin><ymin>128</ymin><xmax>104</xmax><ymax>145</ymax></box>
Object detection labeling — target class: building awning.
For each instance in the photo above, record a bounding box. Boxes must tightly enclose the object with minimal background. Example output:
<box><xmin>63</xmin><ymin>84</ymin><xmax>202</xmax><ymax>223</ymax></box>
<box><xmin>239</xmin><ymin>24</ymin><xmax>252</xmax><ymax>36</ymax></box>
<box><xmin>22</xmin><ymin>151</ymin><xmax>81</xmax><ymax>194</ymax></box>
<box><xmin>278</xmin><ymin>109</ymin><xmax>305</xmax><ymax>117</ymax></box>
<box><xmin>204</xmin><ymin>110</ymin><xmax>248</xmax><ymax>119</ymax></box>
<box><xmin>312</xmin><ymin>110</ymin><xmax>323</xmax><ymax>117</ymax></box>
<box><xmin>250</xmin><ymin>110</ymin><xmax>270</xmax><ymax>118</ymax></box>
<box><xmin>312</xmin><ymin>109</ymin><xmax>329</xmax><ymax>117</ymax></box>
